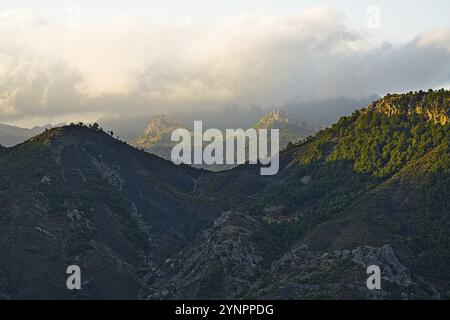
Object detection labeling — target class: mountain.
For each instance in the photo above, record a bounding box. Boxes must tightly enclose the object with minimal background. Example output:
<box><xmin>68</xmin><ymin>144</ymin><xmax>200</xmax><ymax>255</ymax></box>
<box><xmin>0</xmin><ymin>123</ymin><xmax>63</xmax><ymax>147</ymax></box>
<box><xmin>254</xmin><ymin>110</ymin><xmax>314</xmax><ymax>148</ymax></box>
<box><xmin>0</xmin><ymin>124</ymin><xmax>224</xmax><ymax>299</ymax></box>
<box><xmin>368</xmin><ymin>90</ymin><xmax>449</xmax><ymax>125</ymax></box>
<box><xmin>98</xmin><ymin>96</ymin><xmax>379</xmax><ymax>144</ymax></box>
<box><xmin>132</xmin><ymin>115</ymin><xmax>184</xmax><ymax>161</ymax></box>
<box><xmin>0</xmin><ymin>89</ymin><xmax>449</xmax><ymax>299</ymax></box>
<box><xmin>142</xmin><ymin>89</ymin><xmax>450</xmax><ymax>299</ymax></box>
<box><xmin>132</xmin><ymin>111</ymin><xmax>314</xmax><ymax>169</ymax></box>
<box><xmin>98</xmin><ymin>106</ymin><xmax>267</xmax><ymax>143</ymax></box>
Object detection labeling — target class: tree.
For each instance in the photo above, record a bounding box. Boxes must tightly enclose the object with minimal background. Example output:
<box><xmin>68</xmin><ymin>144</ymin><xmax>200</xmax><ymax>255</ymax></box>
<box><xmin>286</xmin><ymin>141</ymin><xmax>294</xmax><ymax>150</ymax></box>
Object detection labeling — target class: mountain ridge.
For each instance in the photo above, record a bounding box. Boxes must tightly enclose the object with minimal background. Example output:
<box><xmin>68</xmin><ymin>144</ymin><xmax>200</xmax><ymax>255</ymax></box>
<box><xmin>0</xmin><ymin>123</ymin><xmax>65</xmax><ymax>147</ymax></box>
<box><xmin>1</xmin><ymin>89</ymin><xmax>449</xmax><ymax>299</ymax></box>
<box><xmin>132</xmin><ymin>110</ymin><xmax>315</xmax><ymax>169</ymax></box>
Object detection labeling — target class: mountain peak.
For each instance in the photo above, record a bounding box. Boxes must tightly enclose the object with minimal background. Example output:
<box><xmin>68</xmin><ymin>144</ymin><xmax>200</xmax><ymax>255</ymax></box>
<box><xmin>143</xmin><ymin>114</ymin><xmax>180</xmax><ymax>135</ymax></box>
<box><xmin>24</xmin><ymin>124</ymin><xmax>119</xmax><ymax>151</ymax></box>
<box><xmin>254</xmin><ymin>110</ymin><xmax>290</xmax><ymax>129</ymax></box>
<box><xmin>2</xmin><ymin>90</ymin><xmax>450</xmax><ymax>299</ymax></box>
<box><xmin>133</xmin><ymin>114</ymin><xmax>183</xmax><ymax>152</ymax></box>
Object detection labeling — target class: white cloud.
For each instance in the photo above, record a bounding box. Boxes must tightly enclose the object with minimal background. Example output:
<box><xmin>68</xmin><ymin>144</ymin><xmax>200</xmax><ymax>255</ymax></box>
<box><xmin>417</xmin><ymin>28</ymin><xmax>450</xmax><ymax>50</ymax></box>
<box><xmin>0</xmin><ymin>7</ymin><xmax>449</xmax><ymax>124</ymax></box>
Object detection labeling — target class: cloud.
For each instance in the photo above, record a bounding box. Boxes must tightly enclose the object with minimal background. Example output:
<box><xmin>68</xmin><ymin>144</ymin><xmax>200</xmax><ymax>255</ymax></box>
<box><xmin>0</xmin><ymin>7</ymin><xmax>449</xmax><ymax>125</ymax></box>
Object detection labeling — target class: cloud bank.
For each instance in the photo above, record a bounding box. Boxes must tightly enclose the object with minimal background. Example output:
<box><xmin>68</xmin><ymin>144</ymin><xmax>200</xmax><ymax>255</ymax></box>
<box><xmin>0</xmin><ymin>7</ymin><xmax>449</xmax><ymax>125</ymax></box>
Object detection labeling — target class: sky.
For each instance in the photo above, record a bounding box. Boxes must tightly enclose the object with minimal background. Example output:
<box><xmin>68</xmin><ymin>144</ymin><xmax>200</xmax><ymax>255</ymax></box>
<box><xmin>2</xmin><ymin>0</ymin><xmax>449</xmax><ymax>42</ymax></box>
<box><xmin>0</xmin><ymin>0</ymin><xmax>449</xmax><ymax>127</ymax></box>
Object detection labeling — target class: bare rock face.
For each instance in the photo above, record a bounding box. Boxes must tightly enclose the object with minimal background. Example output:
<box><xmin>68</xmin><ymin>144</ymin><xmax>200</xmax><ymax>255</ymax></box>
<box><xmin>368</xmin><ymin>90</ymin><xmax>449</xmax><ymax>125</ymax></box>
<box><xmin>300</xmin><ymin>175</ymin><xmax>312</xmax><ymax>184</ymax></box>
<box><xmin>1</xmin><ymin>90</ymin><xmax>450</xmax><ymax>300</ymax></box>
<box><xmin>145</xmin><ymin>210</ymin><xmax>441</xmax><ymax>300</ymax></box>
<box><xmin>351</xmin><ymin>244</ymin><xmax>412</xmax><ymax>287</ymax></box>
<box><xmin>40</xmin><ymin>176</ymin><xmax>51</xmax><ymax>184</ymax></box>
<box><xmin>249</xmin><ymin>243</ymin><xmax>439</xmax><ymax>300</ymax></box>
<box><xmin>133</xmin><ymin>115</ymin><xmax>182</xmax><ymax>151</ymax></box>
<box><xmin>142</xmin><ymin>115</ymin><xmax>181</xmax><ymax>137</ymax></box>
<box><xmin>254</xmin><ymin>110</ymin><xmax>314</xmax><ymax>147</ymax></box>
<box><xmin>146</xmin><ymin>211</ymin><xmax>269</xmax><ymax>299</ymax></box>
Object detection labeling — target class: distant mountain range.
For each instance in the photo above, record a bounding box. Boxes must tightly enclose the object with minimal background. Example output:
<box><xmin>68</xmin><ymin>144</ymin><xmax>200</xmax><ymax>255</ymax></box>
<box><xmin>0</xmin><ymin>111</ymin><xmax>314</xmax><ymax>161</ymax></box>
<box><xmin>0</xmin><ymin>89</ymin><xmax>449</xmax><ymax>299</ymax></box>
<box><xmin>132</xmin><ymin>114</ymin><xmax>184</xmax><ymax>160</ymax></box>
<box><xmin>0</xmin><ymin>123</ymin><xmax>64</xmax><ymax>147</ymax></box>
<box><xmin>254</xmin><ymin>110</ymin><xmax>315</xmax><ymax>146</ymax></box>
<box><xmin>132</xmin><ymin>110</ymin><xmax>315</xmax><ymax>170</ymax></box>
<box><xmin>94</xmin><ymin>94</ymin><xmax>379</xmax><ymax>148</ymax></box>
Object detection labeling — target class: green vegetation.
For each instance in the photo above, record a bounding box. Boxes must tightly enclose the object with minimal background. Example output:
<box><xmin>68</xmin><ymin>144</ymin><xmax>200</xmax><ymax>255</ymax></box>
<box><xmin>413</xmin><ymin>146</ymin><xmax>450</xmax><ymax>288</ymax></box>
<box><xmin>300</xmin><ymin>89</ymin><xmax>449</xmax><ymax>177</ymax></box>
<box><xmin>256</xmin><ymin>90</ymin><xmax>450</xmax><ymax>292</ymax></box>
<box><xmin>1</xmin><ymin>89</ymin><xmax>450</xmax><ymax>299</ymax></box>
<box><xmin>66</xmin><ymin>225</ymin><xmax>96</xmax><ymax>256</ymax></box>
<box><xmin>267</xmin><ymin>90</ymin><xmax>449</xmax><ymax>210</ymax></box>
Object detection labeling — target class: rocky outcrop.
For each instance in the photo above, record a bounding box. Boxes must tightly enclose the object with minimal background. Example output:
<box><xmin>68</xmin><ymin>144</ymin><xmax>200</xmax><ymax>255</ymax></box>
<box><xmin>351</xmin><ymin>245</ymin><xmax>411</xmax><ymax>287</ymax></box>
<box><xmin>145</xmin><ymin>211</ymin><xmax>269</xmax><ymax>299</ymax></box>
<box><xmin>249</xmin><ymin>244</ymin><xmax>439</xmax><ymax>299</ymax></box>
<box><xmin>145</xmin><ymin>210</ymin><xmax>441</xmax><ymax>300</ymax></box>
<box><xmin>132</xmin><ymin>115</ymin><xmax>183</xmax><ymax>158</ymax></box>
<box><xmin>368</xmin><ymin>90</ymin><xmax>449</xmax><ymax>125</ymax></box>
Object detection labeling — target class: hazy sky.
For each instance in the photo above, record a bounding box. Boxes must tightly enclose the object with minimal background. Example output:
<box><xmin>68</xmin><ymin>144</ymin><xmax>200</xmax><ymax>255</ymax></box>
<box><xmin>1</xmin><ymin>1</ymin><xmax>449</xmax><ymax>127</ymax></box>
<box><xmin>2</xmin><ymin>0</ymin><xmax>449</xmax><ymax>42</ymax></box>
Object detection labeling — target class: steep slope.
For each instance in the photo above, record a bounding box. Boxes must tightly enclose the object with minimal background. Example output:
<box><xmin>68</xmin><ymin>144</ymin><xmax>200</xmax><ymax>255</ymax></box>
<box><xmin>0</xmin><ymin>123</ymin><xmax>58</xmax><ymax>147</ymax></box>
<box><xmin>133</xmin><ymin>111</ymin><xmax>315</xmax><ymax>171</ymax></box>
<box><xmin>1</xmin><ymin>90</ymin><xmax>449</xmax><ymax>299</ymax></box>
<box><xmin>132</xmin><ymin>115</ymin><xmax>183</xmax><ymax>160</ymax></box>
<box><xmin>254</xmin><ymin>110</ymin><xmax>314</xmax><ymax>148</ymax></box>
<box><xmin>255</xmin><ymin>90</ymin><xmax>450</xmax><ymax>296</ymax></box>
<box><xmin>145</xmin><ymin>89</ymin><xmax>450</xmax><ymax>299</ymax></box>
<box><xmin>255</xmin><ymin>144</ymin><xmax>449</xmax><ymax>299</ymax></box>
<box><xmin>0</xmin><ymin>124</ymin><xmax>223</xmax><ymax>299</ymax></box>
